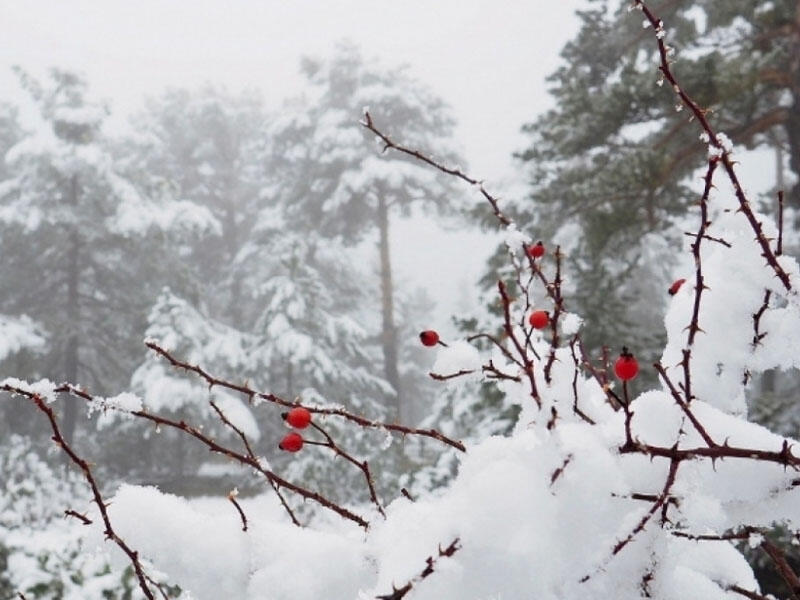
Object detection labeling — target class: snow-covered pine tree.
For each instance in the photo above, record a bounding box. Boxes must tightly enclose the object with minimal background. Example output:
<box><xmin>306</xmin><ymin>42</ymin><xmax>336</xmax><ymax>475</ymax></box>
<box><xmin>124</xmin><ymin>86</ymin><xmax>267</xmax><ymax>326</ymax></box>
<box><xmin>235</xmin><ymin>211</ymin><xmax>397</xmax><ymax>505</ymax></box>
<box><xmin>0</xmin><ymin>69</ymin><xmax>216</xmax><ymax>444</ymax></box>
<box><xmin>266</xmin><ymin>43</ymin><xmax>464</xmax><ymax>421</ymax></box>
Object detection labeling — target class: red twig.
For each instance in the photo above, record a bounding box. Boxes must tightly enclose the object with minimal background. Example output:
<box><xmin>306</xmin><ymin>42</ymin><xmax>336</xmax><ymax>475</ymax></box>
<box><xmin>498</xmin><ymin>280</ymin><xmax>541</xmax><ymax>408</ymax></box>
<box><xmin>227</xmin><ymin>491</ymin><xmax>248</xmax><ymax>532</ymax></box>
<box><xmin>375</xmin><ymin>538</ymin><xmax>461</xmax><ymax>599</ymax></box>
<box><xmin>210</xmin><ymin>399</ymin><xmax>300</xmax><ymax>526</ymax></box>
<box><xmin>308</xmin><ymin>421</ymin><xmax>386</xmax><ymax>518</ymax></box>
<box><xmin>544</xmin><ymin>246</ymin><xmax>565</xmax><ymax>384</ymax></box>
<box><xmin>654</xmin><ymin>362</ymin><xmax>716</xmax><ymax>448</ymax></box>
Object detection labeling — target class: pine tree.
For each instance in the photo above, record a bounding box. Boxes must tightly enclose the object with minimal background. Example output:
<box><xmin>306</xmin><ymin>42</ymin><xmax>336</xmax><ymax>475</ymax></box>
<box><xmin>125</xmin><ymin>86</ymin><xmax>267</xmax><ymax>326</ymax></box>
<box><xmin>267</xmin><ymin>43</ymin><xmax>463</xmax><ymax>421</ymax></box>
<box><xmin>0</xmin><ymin>69</ymin><xmax>215</xmax><ymax>443</ymax></box>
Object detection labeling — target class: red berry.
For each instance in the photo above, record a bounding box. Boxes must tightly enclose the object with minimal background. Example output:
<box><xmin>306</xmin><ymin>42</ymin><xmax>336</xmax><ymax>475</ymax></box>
<box><xmin>668</xmin><ymin>278</ymin><xmax>687</xmax><ymax>296</ymax></box>
<box><xmin>528</xmin><ymin>310</ymin><xmax>549</xmax><ymax>330</ymax></box>
<box><xmin>614</xmin><ymin>348</ymin><xmax>639</xmax><ymax>381</ymax></box>
<box><xmin>279</xmin><ymin>432</ymin><xmax>304</xmax><ymax>452</ymax></box>
<box><xmin>285</xmin><ymin>407</ymin><xmax>312</xmax><ymax>429</ymax></box>
<box><xmin>419</xmin><ymin>330</ymin><xmax>439</xmax><ymax>347</ymax></box>
<box><xmin>527</xmin><ymin>241</ymin><xmax>545</xmax><ymax>259</ymax></box>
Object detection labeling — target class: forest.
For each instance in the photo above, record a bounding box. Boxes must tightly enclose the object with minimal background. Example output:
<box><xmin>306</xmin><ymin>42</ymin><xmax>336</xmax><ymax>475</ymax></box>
<box><xmin>1</xmin><ymin>0</ymin><xmax>800</xmax><ymax>598</ymax></box>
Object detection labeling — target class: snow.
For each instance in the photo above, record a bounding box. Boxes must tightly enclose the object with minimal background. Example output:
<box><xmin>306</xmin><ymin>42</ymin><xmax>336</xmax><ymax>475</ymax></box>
<box><xmin>73</xmin><ymin>144</ymin><xmax>800</xmax><ymax>598</ymax></box>
<box><xmin>502</xmin><ymin>222</ymin><xmax>530</xmax><ymax>253</ymax></box>
<box><xmin>431</xmin><ymin>340</ymin><xmax>482</xmax><ymax>379</ymax></box>
<box><xmin>560</xmin><ymin>312</ymin><xmax>583</xmax><ymax>335</ymax></box>
<box><xmin>0</xmin><ymin>314</ymin><xmax>45</xmax><ymax>361</ymax></box>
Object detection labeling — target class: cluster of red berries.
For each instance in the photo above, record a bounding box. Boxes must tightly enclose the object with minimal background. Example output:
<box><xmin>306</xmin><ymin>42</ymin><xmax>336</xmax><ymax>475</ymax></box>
<box><xmin>278</xmin><ymin>407</ymin><xmax>312</xmax><ymax>453</ymax></box>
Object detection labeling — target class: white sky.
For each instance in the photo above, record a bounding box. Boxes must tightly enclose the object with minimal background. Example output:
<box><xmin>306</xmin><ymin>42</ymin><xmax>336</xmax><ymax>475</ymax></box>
<box><xmin>0</xmin><ymin>1</ymin><xmax>582</xmax><ymax>329</ymax></box>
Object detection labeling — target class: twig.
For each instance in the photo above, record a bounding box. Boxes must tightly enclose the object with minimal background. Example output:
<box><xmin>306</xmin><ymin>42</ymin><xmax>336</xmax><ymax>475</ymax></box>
<box><xmin>308</xmin><ymin>421</ymin><xmax>386</xmax><ymax>518</ymax></box>
<box><xmin>729</xmin><ymin>585</ymin><xmax>773</xmax><ymax>600</ymax></box>
<box><xmin>375</xmin><ymin>538</ymin><xmax>461</xmax><ymax>599</ymax></box>
<box><xmin>682</xmin><ymin>231</ymin><xmax>731</xmax><ymax>247</ymax></box>
<box><xmin>550</xmin><ymin>454</ymin><xmax>573</xmax><ymax>487</ymax></box>
<box><xmin>760</xmin><ymin>536</ymin><xmax>800</xmax><ymax>599</ymax></box>
<box><xmin>64</xmin><ymin>509</ymin><xmax>92</xmax><ymax>525</ymax></box>
<box><xmin>569</xmin><ymin>336</ymin><xmax>596</xmax><ymax>424</ymax></box>
<box><xmin>544</xmin><ymin>246</ymin><xmax>565</xmax><ymax>384</ymax></box>
<box><xmin>429</xmin><ymin>369</ymin><xmax>475</xmax><ymax>381</ymax></box>
<box><xmin>227</xmin><ymin>492</ymin><xmax>248</xmax><ymax>532</ymax></box>
<box><xmin>654</xmin><ymin>362</ymin><xmax>716</xmax><ymax>447</ymax></box>
<box><xmin>750</xmin><ymin>289</ymin><xmax>772</xmax><ymax>359</ymax></box>
<box><xmin>498</xmin><ymin>280</ymin><xmax>540</xmax><ymax>408</ymax></box>
<box><xmin>210</xmin><ymin>399</ymin><xmax>300</xmax><ymax>526</ymax></box>
<box><xmin>362</xmin><ymin>112</ymin><xmax>511</xmax><ymax>227</ymax></box>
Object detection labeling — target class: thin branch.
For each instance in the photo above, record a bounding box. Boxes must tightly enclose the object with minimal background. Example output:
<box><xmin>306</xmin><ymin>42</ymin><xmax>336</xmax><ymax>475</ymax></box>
<box><xmin>636</xmin><ymin>0</ymin><xmax>792</xmax><ymax>291</ymax></box>
<box><xmin>64</xmin><ymin>509</ymin><xmax>92</xmax><ymax>525</ymax></box>
<box><xmin>544</xmin><ymin>246</ymin><xmax>566</xmax><ymax>384</ymax></box>
<box><xmin>752</xmin><ymin>290</ymin><xmax>772</xmax><ymax>349</ymax></box>
<box><xmin>362</xmin><ymin>112</ymin><xmax>511</xmax><ymax>227</ymax></box>
<box><xmin>760</xmin><ymin>536</ymin><xmax>800</xmax><ymax>599</ymax></box>
<box><xmin>682</xmin><ymin>231</ymin><xmax>731</xmax><ymax>247</ymax></box>
<box><xmin>729</xmin><ymin>585</ymin><xmax>774</xmax><ymax>600</ymax></box>
<box><xmin>498</xmin><ymin>280</ymin><xmax>540</xmax><ymax>408</ymax></box>
<box><xmin>375</xmin><ymin>538</ymin><xmax>461</xmax><ymax>600</ymax></box>
<box><xmin>227</xmin><ymin>492</ymin><xmax>248</xmax><ymax>532</ymax></box>
<box><xmin>777</xmin><ymin>190</ymin><xmax>784</xmax><ymax>256</ymax></box>
<box><xmin>3</xmin><ymin>387</ymin><xmax>158</xmax><ymax>600</ymax></box>
<box><xmin>654</xmin><ymin>362</ymin><xmax>716</xmax><ymax>448</ymax></box>
<box><xmin>145</xmin><ymin>341</ymin><xmax>465</xmax><ymax>453</ymax></box>
<box><xmin>308</xmin><ymin>421</ymin><xmax>386</xmax><ymax>518</ymax></box>
<box><xmin>209</xmin><ymin>399</ymin><xmax>300</xmax><ymax>526</ymax></box>
<box><xmin>569</xmin><ymin>335</ymin><xmax>596</xmax><ymax>425</ymax></box>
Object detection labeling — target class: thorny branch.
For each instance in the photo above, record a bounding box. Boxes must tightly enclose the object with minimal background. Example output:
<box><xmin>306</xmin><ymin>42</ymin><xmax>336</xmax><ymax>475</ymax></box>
<box><xmin>374</xmin><ymin>538</ymin><xmax>461</xmax><ymax>600</ymax></box>
<box><xmin>0</xmin><ymin>385</ymin><xmax>162</xmax><ymax>600</ymax></box>
<box><xmin>3</xmin><ymin>381</ymin><xmax>371</xmax><ymax>529</ymax></box>
<box><xmin>362</xmin><ymin>111</ymin><xmax>511</xmax><ymax>227</ymax></box>
<box><xmin>498</xmin><ymin>280</ymin><xmax>541</xmax><ymax>408</ymax></box>
<box><xmin>307</xmin><ymin>421</ymin><xmax>386</xmax><ymax>518</ymax></box>
<box><xmin>635</xmin><ymin>0</ymin><xmax>792</xmax><ymax>291</ymax></box>
<box><xmin>210</xmin><ymin>398</ymin><xmax>300</xmax><ymax>526</ymax></box>
<box><xmin>146</xmin><ymin>341</ymin><xmax>465</xmax><ymax>453</ymax></box>
<box><xmin>680</xmin><ymin>158</ymin><xmax>718</xmax><ymax>404</ymax></box>
<box><xmin>544</xmin><ymin>246</ymin><xmax>566</xmax><ymax>384</ymax></box>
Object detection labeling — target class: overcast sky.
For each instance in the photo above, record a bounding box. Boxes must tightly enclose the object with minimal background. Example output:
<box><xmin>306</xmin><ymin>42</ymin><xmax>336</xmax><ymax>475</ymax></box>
<box><xmin>0</xmin><ymin>1</ymin><xmax>582</xmax><ymax>327</ymax></box>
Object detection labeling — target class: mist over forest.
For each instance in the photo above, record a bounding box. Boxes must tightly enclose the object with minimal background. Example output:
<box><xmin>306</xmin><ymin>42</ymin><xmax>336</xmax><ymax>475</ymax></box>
<box><xmin>1</xmin><ymin>1</ymin><xmax>800</xmax><ymax>599</ymax></box>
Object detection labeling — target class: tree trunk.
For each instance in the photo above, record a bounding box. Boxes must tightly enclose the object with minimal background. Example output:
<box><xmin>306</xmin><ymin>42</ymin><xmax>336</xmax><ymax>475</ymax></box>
<box><xmin>224</xmin><ymin>203</ymin><xmax>242</xmax><ymax>326</ymax></box>
<box><xmin>63</xmin><ymin>175</ymin><xmax>81</xmax><ymax>444</ymax></box>
<box><xmin>787</xmin><ymin>2</ymin><xmax>800</xmax><ymax>206</ymax></box>
<box><xmin>377</xmin><ymin>195</ymin><xmax>401</xmax><ymax>420</ymax></box>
